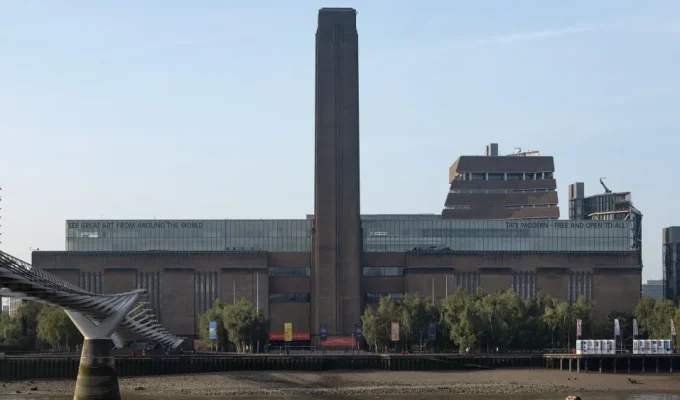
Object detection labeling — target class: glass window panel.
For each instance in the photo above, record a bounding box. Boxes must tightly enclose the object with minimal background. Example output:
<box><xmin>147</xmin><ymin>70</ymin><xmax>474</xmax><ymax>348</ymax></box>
<box><xmin>362</xmin><ymin>267</ymin><xmax>404</xmax><ymax>276</ymax></box>
<box><xmin>269</xmin><ymin>293</ymin><xmax>311</xmax><ymax>303</ymax></box>
<box><xmin>269</xmin><ymin>267</ymin><xmax>311</xmax><ymax>277</ymax></box>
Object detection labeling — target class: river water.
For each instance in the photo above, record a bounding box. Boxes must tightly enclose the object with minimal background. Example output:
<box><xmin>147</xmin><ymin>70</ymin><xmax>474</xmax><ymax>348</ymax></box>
<box><xmin>10</xmin><ymin>394</ymin><xmax>680</xmax><ymax>400</ymax></box>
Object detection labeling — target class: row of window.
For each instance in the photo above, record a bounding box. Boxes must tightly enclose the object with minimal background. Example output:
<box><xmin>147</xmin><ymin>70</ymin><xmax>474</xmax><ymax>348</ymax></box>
<box><xmin>568</xmin><ymin>272</ymin><xmax>593</xmax><ymax>303</ymax></box>
<box><xmin>456</xmin><ymin>172</ymin><xmax>554</xmax><ymax>181</ymax></box>
<box><xmin>269</xmin><ymin>267</ymin><xmax>311</xmax><ymax>277</ymax></box>
<box><xmin>450</xmin><ymin>188</ymin><xmax>555</xmax><ymax>194</ymax></box>
<box><xmin>512</xmin><ymin>273</ymin><xmax>537</xmax><ymax>299</ymax></box>
<box><xmin>78</xmin><ymin>272</ymin><xmax>103</xmax><ymax>294</ymax></box>
<box><xmin>365</xmin><ymin>293</ymin><xmax>405</xmax><ymax>304</ymax></box>
<box><xmin>138</xmin><ymin>271</ymin><xmax>164</xmax><ymax>318</ymax></box>
<box><xmin>445</xmin><ymin>205</ymin><xmax>471</xmax><ymax>211</ymax></box>
<box><xmin>269</xmin><ymin>293</ymin><xmax>311</xmax><ymax>303</ymax></box>
<box><xmin>504</xmin><ymin>203</ymin><xmax>558</xmax><ymax>210</ymax></box>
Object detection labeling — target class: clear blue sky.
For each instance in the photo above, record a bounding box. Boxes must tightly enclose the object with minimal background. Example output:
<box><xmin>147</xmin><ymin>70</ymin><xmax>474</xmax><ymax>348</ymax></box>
<box><xmin>1</xmin><ymin>1</ymin><xmax>678</xmax><ymax>280</ymax></box>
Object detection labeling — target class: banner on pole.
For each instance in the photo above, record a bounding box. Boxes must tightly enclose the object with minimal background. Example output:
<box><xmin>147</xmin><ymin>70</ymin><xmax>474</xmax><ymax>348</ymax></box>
<box><xmin>576</xmin><ymin>319</ymin><xmax>582</xmax><ymax>337</ymax></box>
<box><xmin>320</xmin><ymin>323</ymin><xmax>328</xmax><ymax>342</ymax></box>
<box><xmin>614</xmin><ymin>319</ymin><xmax>620</xmax><ymax>336</ymax></box>
<box><xmin>354</xmin><ymin>323</ymin><xmax>363</xmax><ymax>343</ymax></box>
<box><xmin>672</xmin><ymin>319</ymin><xmax>676</xmax><ymax>337</ymax></box>
<box><xmin>633</xmin><ymin>319</ymin><xmax>638</xmax><ymax>336</ymax></box>
<box><xmin>284</xmin><ymin>323</ymin><xmax>293</xmax><ymax>342</ymax></box>
<box><xmin>427</xmin><ymin>323</ymin><xmax>437</xmax><ymax>342</ymax></box>
<box><xmin>391</xmin><ymin>322</ymin><xmax>400</xmax><ymax>342</ymax></box>
<box><xmin>209</xmin><ymin>321</ymin><xmax>217</xmax><ymax>340</ymax></box>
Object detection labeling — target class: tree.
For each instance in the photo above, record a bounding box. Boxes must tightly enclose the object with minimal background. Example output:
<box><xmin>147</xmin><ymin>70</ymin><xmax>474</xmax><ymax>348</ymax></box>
<box><xmin>440</xmin><ymin>288</ymin><xmax>481</xmax><ymax>351</ymax></box>
<box><xmin>361</xmin><ymin>296</ymin><xmax>404</xmax><ymax>353</ymax></box>
<box><xmin>222</xmin><ymin>298</ymin><xmax>268</xmax><ymax>353</ymax></box>
<box><xmin>635</xmin><ymin>295</ymin><xmax>656</xmax><ymax>337</ymax></box>
<box><xmin>648</xmin><ymin>299</ymin><xmax>676</xmax><ymax>338</ymax></box>
<box><xmin>36</xmin><ymin>307</ymin><xmax>81</xmax><ymax>349</ymax></box>
<box><xmin>198</xmin><ymin>299</ymin><xmax>228</xmax><ymax>350</ymax></box>
<box><xmin>543</xmin><ymin>304</ymin><xmax>559</xmax><ymax>348</ymax></box>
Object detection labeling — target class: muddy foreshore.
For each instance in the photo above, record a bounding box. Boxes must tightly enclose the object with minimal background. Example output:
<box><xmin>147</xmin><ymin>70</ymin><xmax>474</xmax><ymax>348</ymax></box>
<box><xmin>3</xmin><ymin>369</ymin><xmax>680</xmax><ymax>397</ymax></box>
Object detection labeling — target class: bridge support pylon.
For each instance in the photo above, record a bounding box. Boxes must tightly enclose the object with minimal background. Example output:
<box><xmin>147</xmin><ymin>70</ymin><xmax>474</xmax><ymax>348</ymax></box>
<box><xmin>67</xmin><ymin>293</ymin><xmax>140</xmax><ymax>400</ymax></box>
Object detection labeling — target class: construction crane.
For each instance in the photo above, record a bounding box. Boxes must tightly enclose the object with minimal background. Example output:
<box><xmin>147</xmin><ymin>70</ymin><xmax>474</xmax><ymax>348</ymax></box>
<box><xmin>599</xmin><ymin>177</ymin><xmax>612</xmax><ymax>194</ymax></box>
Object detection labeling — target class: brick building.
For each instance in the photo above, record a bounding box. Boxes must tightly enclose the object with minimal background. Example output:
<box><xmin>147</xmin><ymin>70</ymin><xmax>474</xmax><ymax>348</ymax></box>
<box><xmin>31</xmin><ymin>8</ymin><xmax>641</xmax><ymax>345</ymax></box>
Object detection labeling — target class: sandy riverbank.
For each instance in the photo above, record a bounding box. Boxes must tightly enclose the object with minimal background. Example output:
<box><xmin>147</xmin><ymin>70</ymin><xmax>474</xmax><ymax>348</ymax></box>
<box><xmin>3</xmin><ymin>369</ymin><xmax>680</xmax><ymax>397</ymax></box>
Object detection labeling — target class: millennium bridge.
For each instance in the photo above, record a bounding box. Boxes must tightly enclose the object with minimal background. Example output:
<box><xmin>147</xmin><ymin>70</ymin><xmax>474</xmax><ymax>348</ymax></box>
<box><xmin>0</xmin><ymin>251</ymin><xmax>184</xmax><ymax>399</ymax></box>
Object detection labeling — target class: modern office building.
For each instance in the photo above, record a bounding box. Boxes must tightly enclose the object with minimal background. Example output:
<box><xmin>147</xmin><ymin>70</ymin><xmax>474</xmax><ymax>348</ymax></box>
<box><xmin>642</xmin><ymin>279</ymin><xmax>663</xmax><ymax>300</ymax></box>
<box><xmin>31</xmin><ymin>8</ymin><xmax>642</xmax><ymax>345</ymax></box>
<box><xmin>443</xmin><ymin>144</ymin><xmax>559</xmax><ymax>219</ymax></box>
<box><xmin>663</xmin><ymin>226</ymin><xmax>680</xmax><ymax>301</ymax></box>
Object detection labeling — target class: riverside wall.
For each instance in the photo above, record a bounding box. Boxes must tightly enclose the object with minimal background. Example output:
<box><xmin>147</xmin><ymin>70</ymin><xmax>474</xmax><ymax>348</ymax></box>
<box><xmin>1</xmin><ymin>353</ymin><xmax>679</xmax><ymax>381</ymax></box>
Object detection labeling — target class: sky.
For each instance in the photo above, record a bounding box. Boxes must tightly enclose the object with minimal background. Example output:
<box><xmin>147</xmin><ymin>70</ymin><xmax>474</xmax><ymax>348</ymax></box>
<box><xmin>1</xmin><ymin>0</ymin><xmax>679</xmax><ymax>280</ymax></box>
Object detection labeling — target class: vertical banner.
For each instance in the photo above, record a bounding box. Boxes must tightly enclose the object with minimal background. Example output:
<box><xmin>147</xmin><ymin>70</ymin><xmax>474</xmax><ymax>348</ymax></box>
<box><xmin>391</xmin><ymin>322</ymin><xmax>400</xmax><ymax>342</ymax></box>
<box><xmin>428</xmin><ymin>323</ymin><xmax>437</xmax><ymax>342</ymax></box>
<box><xmin>633</xmin><ymin>319</ymin><xmax>638</xmax><ymax>337</ymax></box>
<box><xmin>354</xmin><ymin>323</ymin><xmax>363</xmax><ymax>344</ymax></box>
<box><xmin>284</xmin><ymin>323</ymin><xmax>293</xmax><ymax>342</ymax></box>
<box><xmin>672</xmin><ymin>319</ymin><xmax>676</xmax><ymax>337</ymax></box>
<box><xmin>614</xmin><ymin>319</ymin><xmax>621</xmax><ymax>336</ymax></box>
<box><xmin>576</xmin><ymin>319</ymin><xmax>582</xmax><ymax>337</ymax></box>
<box><xmin>319</xmin><ymin>323</ymin><xmax>328</xmax><ymax>342</ymax></box>
<box><xmin>209</xmin><ymin>321</ymin><xmax>217</xmax><ymax>340</ymax></box>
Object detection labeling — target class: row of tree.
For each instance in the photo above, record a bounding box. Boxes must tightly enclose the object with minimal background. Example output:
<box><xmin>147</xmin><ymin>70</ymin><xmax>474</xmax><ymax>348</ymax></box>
<box><xmin>197</xmin><ymin>298</ymin><xmax>267</xmax><ymax>352</ymax></box>
<box><xmin>361</xmin><ymin>289</ymin><xmax>680</xmax><ymax>353</ymax></box>
<box><xmin>0</xmin><ymin>302</ymin><xmax>81</xmax><ymax>351</ymax></box>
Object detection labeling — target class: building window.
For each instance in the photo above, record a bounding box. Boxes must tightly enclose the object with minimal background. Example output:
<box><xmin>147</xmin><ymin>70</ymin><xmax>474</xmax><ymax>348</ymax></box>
<box><xmin>362</xmin><ymin>267</ymin><xmax>404</xmax><ymax>277</ymax></box>
<box><xmin>364</xmin><ymin>293</ymin><xmax>404</xmax><ymax>304</ymax></box>
<box><xmin>507</xmin><ymin>173</ymin><xmax>524</xmax><ymax>180</ymax></box>
<box><xmin>445</xmin><ymin>205</ymin><xmax>471</xmax><ymax>211</ymax></box>
<box><xmin>488</xmin><ymin>173</ymin><xmax>504</xmax><ymax>181</ymax></box>
<box><xmin>544</xmin><ymin>172</ymin><xmax>554</xmax><ymax>179</ymax></box>
<box><xmin>455</xmin><ymin>271</ymin><xmax>479</xmax><ymax>293</ymax></box>
<box><xmin>269</xmin><ymin>267</ymin><xmax>311</xmax><ymax>277</ymax></box>
<box><xmin>511</xmin><ymin>272</ymin><xmax>536</xmax><ymax>299</ymax></box>
<box><xmin>568</xmin><ymin>272</ymin><xmax>592</xmax><ymax>303</ymax></box>
<box><xmin>505</xmin><ymin>203</ymin><xmax>558</xmax><ymax>210</ymax></box>
<box><xmin>525</xmin><ymin>173</ymin><xmax>535</xmax><ymax>180</ymax></box>
<box><xmin>269</xmin><ymin>293</ymin><xmax>311</xmax><ymax>303</ymax></box>
<box><xmin>470</xmin><ymin>173</ymin><xmax>486</xmax><ymax>181</ymax></box>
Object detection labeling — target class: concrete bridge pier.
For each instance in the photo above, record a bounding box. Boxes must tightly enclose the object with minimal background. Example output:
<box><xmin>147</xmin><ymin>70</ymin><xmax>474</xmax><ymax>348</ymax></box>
<box><xmin>67</xmin><ymin>293</ymin><xmax>140</xmax><ymax>400</ymax></box>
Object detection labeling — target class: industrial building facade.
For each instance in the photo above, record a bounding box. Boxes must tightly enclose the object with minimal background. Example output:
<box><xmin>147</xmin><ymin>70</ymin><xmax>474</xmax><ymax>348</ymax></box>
<box><xmin>32</xmin><ymin>216</ymin><xmax>641</xmax><ymax>340</ymax></box>
<box><xmin>31</xmin><ymin>8</ymin><xmax>642</xmax><ymax>344</ymax></box>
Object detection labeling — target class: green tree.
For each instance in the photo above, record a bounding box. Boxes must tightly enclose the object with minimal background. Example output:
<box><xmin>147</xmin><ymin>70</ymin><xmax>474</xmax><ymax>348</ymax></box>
<box><xmin>36</xmin><ymin>306</ymin><xmax>81</xmax><ymax>349</ymax></box>
<box><xmin>543</xmin><ymin>304</ymin><xmax>559</xmax><ymax>348</ymax></box>
<box><xmin>635</xmin><ymin>295</ymin><xmax>656</xmax><ymax>337</ymax></box>
<box><xmin>222</xmin><ymin>298</ymin><xmax>268</xmax><ymax>353</ymax></box>
<box><xmin>198</xmin><ymin>299</ymin><xmax>228</xmax><ymax>350</ymax></box>
<box><xmin>440</xmin><ymin>288</ymin><xmax>480</xmax><ymax>351</ymax></box>
<box><xmin>571</xmin><ymin>296</ymin><xmax>593</xmax><ymax>340</ymax></box>
<box><xmin>361</xmin><ymin>296</ymin><xmax>404</xmax><ymax>352</ymax></box>
<box><xmin>648</xmin><ymin>299</ymin><xmax>676</xmax><ymax>338</ymax></box>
